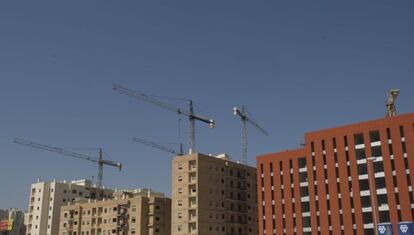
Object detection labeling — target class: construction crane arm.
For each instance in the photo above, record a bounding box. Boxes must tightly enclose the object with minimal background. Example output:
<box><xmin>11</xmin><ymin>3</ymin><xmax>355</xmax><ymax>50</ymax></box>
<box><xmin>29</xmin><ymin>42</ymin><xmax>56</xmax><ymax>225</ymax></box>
<box><xmin>113</xmin><ymin>84</ymin><xmax>185</xmax><ymax>115</ymax></box>
<box><xmin>132</xmin><ymin>137</ymin><xmax>183</xmax><ymax>155</ymax></box>
<box><xmin>114</xmin><ymin>84</ymin><xmax>215</xmax><ymax>153</ymax></box>
<box><xmin>245</xmin><ymin>117</ymin><xmax>269</xmax><ymax>136</ymax></box>
<box><xmin>191</xmin><ymin>113</ymin><xmax>215</xmax><ymax>127</ymax></box>
<box><xmin>101</xmin><ymin>159</ymin><xmax>122</xmax><ymax>171</ymax></box>
<box><xmin>14</xmin><ymin>138</ymin><xmax>97</xmax><ymax>162</ymax></box>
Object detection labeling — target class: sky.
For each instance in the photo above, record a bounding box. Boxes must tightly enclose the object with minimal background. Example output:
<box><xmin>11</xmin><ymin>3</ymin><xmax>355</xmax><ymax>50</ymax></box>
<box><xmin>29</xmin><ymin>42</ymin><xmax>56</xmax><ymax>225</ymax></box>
<box><xmin>0</xmin><ymin>1</ymin><xmax>413</xmax><ymax>210</ymax></box>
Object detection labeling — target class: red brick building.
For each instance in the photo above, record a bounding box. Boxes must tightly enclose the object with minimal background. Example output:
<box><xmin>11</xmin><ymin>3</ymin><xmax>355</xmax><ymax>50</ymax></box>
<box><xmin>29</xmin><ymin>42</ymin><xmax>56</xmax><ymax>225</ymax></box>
<box><xmin>257</xmin><ymin>113</ymin><xmax>414</xmax><ymax>235</ymax></box>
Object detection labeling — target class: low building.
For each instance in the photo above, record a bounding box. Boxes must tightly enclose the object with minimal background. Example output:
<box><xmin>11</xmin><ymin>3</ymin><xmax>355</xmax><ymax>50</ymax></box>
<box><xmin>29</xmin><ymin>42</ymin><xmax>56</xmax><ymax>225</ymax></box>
<box><xmin>26</xmin><ymin>179</ymin><xmax>114</xmax><ymax>235</ymax></box>
<box><xmin>171</xmin><ymin>153</ymin><xmax>258</xmax><ymax>235</ymax></box>
<box><xmin>59</xmin><ymin>189</ymin><xmax>171</xmax><ymax>235</ymax></box>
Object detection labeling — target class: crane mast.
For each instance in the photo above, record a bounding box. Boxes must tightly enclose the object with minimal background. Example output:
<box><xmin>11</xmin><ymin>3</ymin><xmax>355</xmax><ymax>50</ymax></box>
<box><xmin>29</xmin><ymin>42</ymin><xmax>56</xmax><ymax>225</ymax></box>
<box><xmin>14</xmin><ymin>138</ymin><xmax>122</xmax><ymax>190</ymax></box>
<box><xmin>132</xmin><ymin>137</ymin><xmax>183</xmax><ymax>155</ymax></box>
<box><xmin>113</xmin><ymin>84</ymin><xmax>215</xmax><ymax>154</ymax></box>
<box><xmin>233</xmin><ymin>106</ymin><xmax>268</xmax><ymax>164</ymax></box>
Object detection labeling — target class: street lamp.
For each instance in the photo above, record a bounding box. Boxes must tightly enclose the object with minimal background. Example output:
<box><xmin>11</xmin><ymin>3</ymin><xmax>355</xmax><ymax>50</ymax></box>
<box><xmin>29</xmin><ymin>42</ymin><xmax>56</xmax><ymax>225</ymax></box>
<box><xmin>367</xmin><ymin>156</ymin><xmax>380</xmax><ymax>235</ymax></box>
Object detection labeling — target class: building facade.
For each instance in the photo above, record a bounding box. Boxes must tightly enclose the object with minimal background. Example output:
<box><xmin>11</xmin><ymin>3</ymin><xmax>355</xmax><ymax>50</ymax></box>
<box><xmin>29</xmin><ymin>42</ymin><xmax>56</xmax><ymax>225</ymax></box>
<box><xmin>0</xmin><ymin>208</ymin><xmax>26</xmax><ymax>235</ymax></box>
<box><xmin>257</xmin><ymin>112</ymin><xmax>414</xmax><ymax>235</ymax></box>
<box><xmin>172</xmin><ymin>153</ymin><xmax>258</xmax><ymax>235</ymax></box>
<box><xmin>26</xmin><ymin>179</ymin><xmax>114</xmax><ymax>235</ymax></box>
<box><xmin>59</xmin><ymin>189</ymin><xmax>171</xmax><ymax>235</ymax></box>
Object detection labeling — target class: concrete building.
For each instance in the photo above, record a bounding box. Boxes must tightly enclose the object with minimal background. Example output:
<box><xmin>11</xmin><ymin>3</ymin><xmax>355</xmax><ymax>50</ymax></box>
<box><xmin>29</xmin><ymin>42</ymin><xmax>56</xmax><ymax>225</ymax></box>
<box><xmin>59</xmin><ymin>189</ymin><xmax>171</xmax><ymax>235</ymax></box>
<box><xmin>26</xmin><ymin>179</ymin><xmax>114</xmax><ymax>235</ymax></box>
<box><xmin>0</xmin><ymin>210</ymin><xmax>7</xmax><ymax>220</ymax></box>
<box><xmin>0</xmin><ymin>208</ymin><xmax>26</xmax><ymax>235</ymax></box>
<box><xmin>172</xmin><ymin>153</ymin><xmax>258</xmax><ymax>235</ymax></box>
<box><xmin>257</xmin><ymin>112</ymin><xmax>414</xmax><ymax>235</ymax></box>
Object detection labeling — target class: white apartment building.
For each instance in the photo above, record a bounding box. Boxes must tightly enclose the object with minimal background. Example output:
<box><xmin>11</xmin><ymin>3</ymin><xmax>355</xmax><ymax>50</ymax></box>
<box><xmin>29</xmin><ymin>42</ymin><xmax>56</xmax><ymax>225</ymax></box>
<box><xmin>26</xmin><ymin>179</ymin><xmax>113</xmax><ymax>235</ymax></box>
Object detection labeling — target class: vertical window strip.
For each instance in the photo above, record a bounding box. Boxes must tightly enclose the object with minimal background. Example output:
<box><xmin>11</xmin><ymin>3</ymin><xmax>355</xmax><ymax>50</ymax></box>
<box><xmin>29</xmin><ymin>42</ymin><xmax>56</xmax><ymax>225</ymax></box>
<box><xmin>280</xmin><ymin>161</ymin><xmax>285</xmax><ymax>234</ymax></box>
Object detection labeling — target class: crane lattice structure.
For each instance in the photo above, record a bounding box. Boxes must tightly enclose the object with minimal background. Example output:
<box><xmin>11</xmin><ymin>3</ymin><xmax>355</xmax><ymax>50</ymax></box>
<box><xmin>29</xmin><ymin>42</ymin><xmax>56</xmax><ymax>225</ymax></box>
<box><xmin>113</xmin><ymin>84</ymin><xmax>215</xmax><ymax>154</ymax></box>
<box><xmin>386</xmin><ymin>89</ymin><xmax>400</xmax><ymax>117</ymax></box>
<box><xmin>132</xmin><ymin>137</ymin><xmax>183</xmax><ymax>156</ymax></box>
<box><xmin>233</xmin><ymin>106</ymin><xmax>268</xmax><ymax>164</ymax></box>
<box><xmin>14</xmin><ymin>138</ymin><xmax>122</xmax><ymax>190</ymax></box>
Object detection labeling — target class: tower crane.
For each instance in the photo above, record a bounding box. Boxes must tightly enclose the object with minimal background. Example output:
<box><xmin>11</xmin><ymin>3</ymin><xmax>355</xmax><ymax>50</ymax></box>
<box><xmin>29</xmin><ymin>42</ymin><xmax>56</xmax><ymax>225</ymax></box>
<box><xmin>386</xmin><ymin>89</ymin><xmax>400</xmax><ymax>117</ymax></box>
<box><xmin>132</xmin><ymin>137</ymin><xmax>183</xmax><ymax>156</ymax></box>
<box><xmin>14</xmin><ymin>138</ymin><xmax>122</xmax><ymax>189</ymax></box>
<box><xmin>113</xmin><ymin>84</ymin><xmax>215</xmax><ymax>154</ymax></box>
<box><xmin>233</xmin><ymin>106</ymin><xmax>269</xmax><ymax>164</ymax></box>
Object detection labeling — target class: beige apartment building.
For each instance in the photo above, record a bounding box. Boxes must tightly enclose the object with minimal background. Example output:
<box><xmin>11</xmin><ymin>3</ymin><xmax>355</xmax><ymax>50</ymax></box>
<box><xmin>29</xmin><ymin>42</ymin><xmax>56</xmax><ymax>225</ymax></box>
<box><xmin>172</xmin><ymin>153</ymin><xmax>258</xmax><ymax>235</ymax></box>
<box><xmin>26</xmin><ymin>179</ymin><xmax>114</xmax><ymax>235</ymax></box>
<box><xmin>59</xmin><ymin>190</ymin><xmax>171</xmax><ymax>235</ymax></box>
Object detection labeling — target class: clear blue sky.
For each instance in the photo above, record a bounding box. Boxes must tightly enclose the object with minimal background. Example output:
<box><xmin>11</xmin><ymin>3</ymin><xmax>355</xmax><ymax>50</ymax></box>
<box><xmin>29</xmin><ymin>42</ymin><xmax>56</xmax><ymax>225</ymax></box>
<box><xmin>0</xmin><ymin>1</ymin><xmax>413</xmax><ymax>210</ymax></box>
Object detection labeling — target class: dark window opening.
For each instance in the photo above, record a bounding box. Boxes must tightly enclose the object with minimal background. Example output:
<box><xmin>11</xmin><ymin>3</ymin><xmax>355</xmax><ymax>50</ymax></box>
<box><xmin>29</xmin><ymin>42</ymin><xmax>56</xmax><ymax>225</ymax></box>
<box><xmin>354</xmin><ymin>133</ymin><xmax>364</xmax><ymax>145</ymax></box>
<box><xmin>369</xmin><ymin>130</ymin><xmax>380</xmax><ymax>142</ymax></box>
<box><xmin>355</xmin><ymin>149</ymin><xmax>366</xmax><ymax>160</ymax></box>
<box><xmin>399</xmin><ymin>126</ymin><xmax>405</xmax><ymax>137</ymax></box>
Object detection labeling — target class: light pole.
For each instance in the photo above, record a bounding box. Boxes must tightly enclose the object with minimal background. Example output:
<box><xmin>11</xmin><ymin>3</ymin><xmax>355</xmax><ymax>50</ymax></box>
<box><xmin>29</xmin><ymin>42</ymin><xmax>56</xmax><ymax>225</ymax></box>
<box><xmin>367</xmin><ymin>156</ymin><xmax>379</xmax><ymax>235</ymax></box>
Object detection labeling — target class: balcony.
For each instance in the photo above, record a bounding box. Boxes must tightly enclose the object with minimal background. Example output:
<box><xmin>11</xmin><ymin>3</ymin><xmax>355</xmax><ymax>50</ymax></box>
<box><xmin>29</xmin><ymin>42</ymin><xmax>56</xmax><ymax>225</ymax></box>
<box><xmin>189</xmin><ymin>209</ymin><xmax>197</xmax><ymax>222</ymax></box>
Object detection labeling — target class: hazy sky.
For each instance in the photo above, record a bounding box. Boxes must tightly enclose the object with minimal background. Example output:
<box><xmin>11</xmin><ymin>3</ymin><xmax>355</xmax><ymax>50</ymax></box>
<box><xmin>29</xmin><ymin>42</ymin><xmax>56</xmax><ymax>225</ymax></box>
<box><xmin>1</xmin><ymin>1</ymin><xmax>413</xmax><ymax>209</ymax></box>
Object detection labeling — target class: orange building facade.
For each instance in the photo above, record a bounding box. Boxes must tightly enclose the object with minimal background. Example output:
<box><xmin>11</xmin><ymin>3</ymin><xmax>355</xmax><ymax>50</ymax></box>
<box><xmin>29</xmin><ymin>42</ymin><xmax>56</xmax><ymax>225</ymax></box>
<box><xmin>257</xmin><ymin>113</ymin><xmax>414</xmax><ymax>235</ymax></box>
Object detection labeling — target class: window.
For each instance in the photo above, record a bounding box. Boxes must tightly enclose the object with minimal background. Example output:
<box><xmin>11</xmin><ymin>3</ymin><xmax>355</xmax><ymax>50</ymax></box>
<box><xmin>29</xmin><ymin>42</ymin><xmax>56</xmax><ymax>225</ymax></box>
<box><xmin>377</xmin><ymin>194</ymin><xmax>388</xmax><ymax>206</ymax></box>
<box><xmin>357</xmin><ymin>164</ymin><xmax>367</xmax><ymax>175</ymax></box>
<box><xmin>360</xmin><ymin>196</ymin><xmax>371</xmax><ymax>208</ymax></box>
<box><xmin>178</xmin><ymin>175</ymin><xmax>182</xmax><ymax>182</ymax></box>
<box><xmin>359</xmin><ymin>179</ymin><xmax>369</xmax><ymax>191</ymax></box>
<box><xmin>355</xmin><ymin>149</ymin><xmax>366</xmax><ymax>160</ymax></box>
<box><xmin>375</xmin><ymin>177</ymin><xmax>386</xmax><ymax>189</ymax></box>
<box><xmin>354</xmin><ymin>133</ymin><xmax>364</xmax><ymax>145</ymax></box>
<box><xmin>371</xmin><ymin>146</ymin><xmax>382</xmax><ymax>157</ymax></box>
<box><xmin>178</xmin><ymin>164</ymin><xmax>183</xmax><ymax>170</ymax></box>
<box><xmin>379</xmin><ymin>211</ymin><xmax>390</xmax><ymax>223</ymax></box>
<box><xmin>301</xmin><ymin>202</ymin><xmax>310</xmax><ymax>212</ymax></box>
<box><xmin>300</xmin><ymin>186</ymin><xmax>309</xmax><ymax>197</ymax></box>
<box><xmin>177</xmin><ymin>212</ymin><xmax>182</xmax><ymax>219</ymax></box>
<box><xmin>298</xmin><ymin>158</ymin><xmax>307</xmax><ymax>168</ymax></box>
<box><xmin>373</xmin><ymin>161</ymin><xmax>384</xmax><ymax>173</ymax></box>
<box><xmin>178</xmin><ymin>200</ymin><xmax>182</xmax><ymax>206</ymax></box>
<box><xmin>369</xmin><ymin>130</ymin><xmax>380</xmax><ymax>142</ymax></box>
<box><xmin>299</xmin><ymin>172</ymin><xmax>307</xmax><ymax>182</ymax></box>
<box><xmin>303</xmin><ymin>217</ymin><xmax>311</xmax><ymax>227</ymax></box>
<box><xmin>399</xmin><ymin>126</ymin><xmax>405</xmax><ymax>137</ymax></box>
<box><xmin>362</xmin><ymin>211</ymin><xmax>373</xmax><ymax>224</ymax></box>
<box><xmin>178</xmin><ymin>188</ymin><xmax>183</xmax><ymax>194</ymax></box>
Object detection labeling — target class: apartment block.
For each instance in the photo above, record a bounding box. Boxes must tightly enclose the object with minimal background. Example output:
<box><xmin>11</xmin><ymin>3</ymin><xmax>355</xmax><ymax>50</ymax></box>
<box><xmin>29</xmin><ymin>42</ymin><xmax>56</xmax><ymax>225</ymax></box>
<box><xmin>59</xmin><ymin>189</ymin><xmax>171</xmax><ymax>235</ymax></box>
<box><xmin>26</xmin><ymin>179</ymin><xmax>114</xmax><ymax>235</ymax></box>
<box><xmin>257</xmin><ymin>112</ymin><xmax>414</xmax><ymax>235</ymax></box>
<box><xmin>172</xmin><ymin>153</ymin><xmax>258</xmax><ymax>235</ymax></box>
